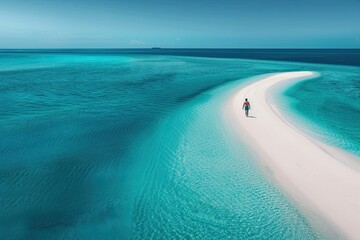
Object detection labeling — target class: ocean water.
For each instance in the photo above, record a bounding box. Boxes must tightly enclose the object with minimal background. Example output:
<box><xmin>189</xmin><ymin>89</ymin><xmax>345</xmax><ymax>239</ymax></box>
<box><xmin>3</xmin><ymin>49</ymin><xmax>360</xmax><ymax>66</ymax></box>
<box><xmin>270</xmin><ymin>63</ymin><xmax>360</xmax><ymax>157</ymax></box>
<box><xmin>1</xmin><ymin>50</ymin><xmax>356</xmax><ymax>239</ymax></box>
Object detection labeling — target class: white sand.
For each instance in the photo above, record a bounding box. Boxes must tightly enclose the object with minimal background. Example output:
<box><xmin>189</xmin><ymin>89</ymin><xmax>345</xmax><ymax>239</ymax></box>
<box><xmin>224</xmin><ymin>72</ymin><xmax>360</xmax><ymax>239</ymax></box>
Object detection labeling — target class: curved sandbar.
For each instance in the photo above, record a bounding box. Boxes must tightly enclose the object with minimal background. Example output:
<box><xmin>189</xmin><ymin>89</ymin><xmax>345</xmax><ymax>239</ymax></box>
<box><xmin>224</xmin><ymin>72</ymin><xmax>360</xmax><ymax>239</ymax></box>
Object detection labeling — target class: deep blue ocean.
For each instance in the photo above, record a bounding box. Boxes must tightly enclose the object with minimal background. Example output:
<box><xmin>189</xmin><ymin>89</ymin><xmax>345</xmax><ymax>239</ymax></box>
<box><xmin>1</xmin><ymin>49</ymin><xmax>359</xmax><ymax>239</ymax></box>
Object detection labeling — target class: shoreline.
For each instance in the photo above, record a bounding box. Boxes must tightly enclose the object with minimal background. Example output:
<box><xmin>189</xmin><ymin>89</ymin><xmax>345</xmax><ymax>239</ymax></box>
<box><xmin>223</xmin><ymin>72</ymin><xmax>360</xmax><ymax>239</ymax></box>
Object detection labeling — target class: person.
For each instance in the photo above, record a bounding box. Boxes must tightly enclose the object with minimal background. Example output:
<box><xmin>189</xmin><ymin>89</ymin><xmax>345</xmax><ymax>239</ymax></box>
<box><xmin>242</xmin><ymin>98</ymin><xmax>250</xmax><ymax>117</ymax></box>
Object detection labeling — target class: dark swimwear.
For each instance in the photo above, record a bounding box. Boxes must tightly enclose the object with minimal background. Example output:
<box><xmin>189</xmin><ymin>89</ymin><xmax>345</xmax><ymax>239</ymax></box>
<box><xmin>244</xmin><ymin>101</ymin><xmax>250</xmax><ymax>111</ymax></box>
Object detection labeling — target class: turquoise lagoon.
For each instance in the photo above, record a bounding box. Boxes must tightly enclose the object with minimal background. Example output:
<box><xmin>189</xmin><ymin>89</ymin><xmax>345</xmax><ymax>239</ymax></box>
<box><xmin>277</xmin><ymin>65</ymin><xmax>360</xmax><ymax>156</ymax></box>
<box><xmin>1</xmin><ymin>52</ymin><xmax>359</xmax><ymax>239</ymax></box>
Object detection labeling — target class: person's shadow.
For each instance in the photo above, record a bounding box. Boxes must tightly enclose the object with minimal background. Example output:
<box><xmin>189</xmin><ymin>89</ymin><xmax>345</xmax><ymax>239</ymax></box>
<box><xmin>247</xmin><ymin>116</ymin><xmax>256</xmax><ymax>118</ymax></box>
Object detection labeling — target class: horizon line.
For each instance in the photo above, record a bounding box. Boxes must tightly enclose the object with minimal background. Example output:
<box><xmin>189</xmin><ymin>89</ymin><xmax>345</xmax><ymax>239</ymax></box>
<box><xmin>1</xmin><ymin>47</ymin><xmax>360</xmax><ymax>50</ymax></box>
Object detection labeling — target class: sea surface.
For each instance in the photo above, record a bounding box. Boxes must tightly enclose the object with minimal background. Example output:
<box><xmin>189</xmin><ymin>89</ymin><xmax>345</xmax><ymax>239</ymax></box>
<box><xmin>1</xmin><ymin>49</ymin><xmax>359</xmax><ymax>239</ymax></box>
<box><xmin>280</xmin><ymin>65</ymin><xmax>360</xmax><ymax>156</ymax></box>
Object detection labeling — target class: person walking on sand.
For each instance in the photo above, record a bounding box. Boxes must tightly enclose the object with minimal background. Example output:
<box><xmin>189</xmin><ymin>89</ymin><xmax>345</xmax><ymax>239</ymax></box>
<box><xmin>242</xmin><ymin>98</ymin><xmax>250</xmax><ymax>117</ymax></box>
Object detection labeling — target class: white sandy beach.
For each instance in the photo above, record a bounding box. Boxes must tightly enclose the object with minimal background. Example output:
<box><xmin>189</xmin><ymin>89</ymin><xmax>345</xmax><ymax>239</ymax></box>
<box><xmin>224</xmin><ymin>72</ymin><xmax>360</xmax><ymax>239</ymax></box>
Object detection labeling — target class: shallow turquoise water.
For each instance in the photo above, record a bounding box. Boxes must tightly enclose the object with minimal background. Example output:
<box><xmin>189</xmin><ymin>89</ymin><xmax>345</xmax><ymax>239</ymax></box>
<box><xmin>0</xmin><ymin>53</ymin><xmax>347</xmax><ymax>239</ymax></box>
<box><xmin>273</xmin><ymin>64</ymin><xmax>360</xmax><ymax>157</ymax></box>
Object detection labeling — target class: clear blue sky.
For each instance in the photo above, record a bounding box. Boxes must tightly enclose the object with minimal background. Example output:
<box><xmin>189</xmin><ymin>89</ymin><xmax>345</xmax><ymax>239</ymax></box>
<box><xmin>1</xmin><ymin>0</ymin><xmax>359</xmax><ymax>48</ymax></box>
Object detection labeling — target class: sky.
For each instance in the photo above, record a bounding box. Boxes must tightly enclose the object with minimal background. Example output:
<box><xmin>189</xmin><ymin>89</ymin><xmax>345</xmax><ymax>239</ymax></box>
<box><xmin>0</xmin><ymin>0</ymin><xmax>359</xmax><ymax>48</ymax></box>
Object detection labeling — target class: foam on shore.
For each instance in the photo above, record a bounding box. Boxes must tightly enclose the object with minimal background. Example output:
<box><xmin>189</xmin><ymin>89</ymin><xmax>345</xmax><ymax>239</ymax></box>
<box><xmin>224</xmin><ymin>72</ymin><xmax>360</xmax><ymax>239</ymax></box>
